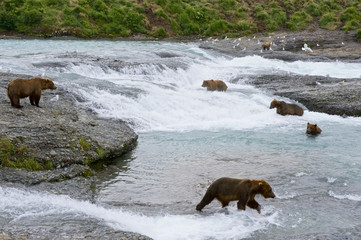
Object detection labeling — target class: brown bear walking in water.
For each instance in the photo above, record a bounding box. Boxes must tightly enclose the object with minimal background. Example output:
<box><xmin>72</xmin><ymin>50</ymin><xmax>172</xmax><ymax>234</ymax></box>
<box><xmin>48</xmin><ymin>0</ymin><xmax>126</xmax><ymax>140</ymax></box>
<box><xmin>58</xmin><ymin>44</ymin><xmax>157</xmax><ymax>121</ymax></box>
<box><xmin>262</xmin><ymin>42</ymin><xmax>271</xmax><ymax>50</ymax></box>
<box><xmin>196</xmin><ymin>177</ymin><xmax>275</xmax><ymax>213</ymax></box>
<box><xmin>7</xmin><ymin>77</ymin><xmax>57</xmax><ymax>108</ymax></box>
<box><xmin>270</xmin><ymin>99</ymin><xmax>304</xmax><ymax>116</ymax></box>
<box><xmin>202</xmin><ymin>80</ymin><xmax>228</xmax><ymax>92</ymax></box>
<box><xmin>306</xmin><ymin>122</ymin><xmax>322</xmax><ymax>135</ymax></box>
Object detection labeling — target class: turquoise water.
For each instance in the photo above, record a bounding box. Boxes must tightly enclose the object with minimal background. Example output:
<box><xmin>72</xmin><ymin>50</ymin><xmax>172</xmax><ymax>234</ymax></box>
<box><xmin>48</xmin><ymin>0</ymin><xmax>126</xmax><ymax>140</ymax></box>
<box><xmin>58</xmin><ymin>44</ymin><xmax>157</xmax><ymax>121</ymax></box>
<box><xmin>0</xmin><ymin>39</ymin><xmax>361</xmax><ymax>239</ymax></box>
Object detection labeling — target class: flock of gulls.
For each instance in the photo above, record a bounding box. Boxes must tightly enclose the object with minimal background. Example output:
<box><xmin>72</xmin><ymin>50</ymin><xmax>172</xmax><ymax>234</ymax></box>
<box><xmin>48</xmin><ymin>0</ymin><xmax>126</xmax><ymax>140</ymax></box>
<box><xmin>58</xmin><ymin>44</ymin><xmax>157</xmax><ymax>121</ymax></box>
<box><xmin>198</xmin><ymin>35</ymin><xmax>348</xmax><ymax>53</ymax></box>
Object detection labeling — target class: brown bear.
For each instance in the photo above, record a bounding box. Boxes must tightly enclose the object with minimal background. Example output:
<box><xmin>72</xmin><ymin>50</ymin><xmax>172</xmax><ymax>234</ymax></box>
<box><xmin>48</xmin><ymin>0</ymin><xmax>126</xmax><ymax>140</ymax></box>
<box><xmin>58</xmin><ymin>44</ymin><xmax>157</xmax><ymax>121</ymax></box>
<box><xmin>270</xmin><ymin>99</ymin><xmax>304</xmax><ymax>116</ymax></box>
<box><xmin>7</xmin><ymin>77</ymin><xmax>57</xmax><ymax>108</ymax></box>
<box><xmin>306</xmin><ymin>122</ymin><xmax>322</xmax><ymax>135</ymax></box>
<box><xmin>262</xmin><ymin>42</ymin><xmax>271</xmax><ymax>50</ymax></box>
<box><xmin>202</xmin><ymin>80</ymin><xmax>228</xmax><ymax>92</ymax></box>
<box><xmin>196</xmin><ymin>177</ymin><xmax>275</xmax><ymax>213</ymax></box>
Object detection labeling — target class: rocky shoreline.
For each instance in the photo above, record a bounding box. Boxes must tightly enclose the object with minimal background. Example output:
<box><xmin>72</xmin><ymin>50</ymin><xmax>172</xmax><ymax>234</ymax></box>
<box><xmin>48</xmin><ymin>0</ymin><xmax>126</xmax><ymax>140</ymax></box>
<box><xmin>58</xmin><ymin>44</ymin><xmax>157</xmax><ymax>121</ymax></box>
<box><xmin>200</xmin><ymin>29</ymin><xmax>361</xmax><ymax>116</ymax></box>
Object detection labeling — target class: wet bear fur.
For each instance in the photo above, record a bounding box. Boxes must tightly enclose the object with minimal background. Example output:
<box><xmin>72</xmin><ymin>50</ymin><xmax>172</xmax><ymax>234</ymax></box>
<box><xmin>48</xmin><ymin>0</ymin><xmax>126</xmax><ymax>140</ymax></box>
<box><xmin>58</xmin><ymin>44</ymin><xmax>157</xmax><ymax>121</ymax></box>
<box><xmin>7</xmin><ymin>77</ymin><xmax>57</xmax><ymax>108</ymax></box>
<box><xmin>270</xmin><ymin>99</ymin><xmax>304</xmax><ymax>116</ymax></box>
<box><xmin>196</xmin><ymin>177</ymin><xmax>275</xmax><ymax>213</ymax></box>
<box><xmin>306</xmin><ymin>122</ymin><xmax>322</xmax><ymax>135</ymax></box>
<box><xmin>202</xmin><ymin>80</ymin><xmax>228</xmax><ymax>92</ymax></box>
<box><xmin>262</xmin><ymin>42</ymin><xmax>271</xmax><ymax>50</ymax></box>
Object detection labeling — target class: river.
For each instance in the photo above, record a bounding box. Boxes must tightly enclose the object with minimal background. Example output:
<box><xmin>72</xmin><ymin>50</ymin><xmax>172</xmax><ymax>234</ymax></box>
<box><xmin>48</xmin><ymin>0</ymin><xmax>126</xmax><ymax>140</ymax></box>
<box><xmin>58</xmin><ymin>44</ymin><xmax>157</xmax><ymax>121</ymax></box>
<box><xmin>1</xmin><ymin>39</ymin><xmax>361</xmax><ymax>239</ymax></box>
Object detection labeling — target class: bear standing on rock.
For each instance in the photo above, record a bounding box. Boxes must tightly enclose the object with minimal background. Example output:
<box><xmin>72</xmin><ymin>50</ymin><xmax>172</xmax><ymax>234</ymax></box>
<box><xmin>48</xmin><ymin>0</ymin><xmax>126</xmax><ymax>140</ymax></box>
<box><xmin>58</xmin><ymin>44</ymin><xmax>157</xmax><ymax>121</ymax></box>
<box><xmin>262</xmin><ymin>42</ymin><xmax>271</xmax><ymax>50</ymax></box>
<box><xmin>196</xmin><ymin>177</ymin><xmax>275</xmax><ymax>213</ymax></box>
<box><xmin>202</xmin><ymin>80</ymin><xmax>228</xmax><ymax>92</ymax></box>
<box><xmin>7</xmin><ymin>77</ymin><xmax>57</xmax><ymax>108</ymax></box>
<box><xmin>270</xmin><ymin>99</ymin><xmax>304</xmax><ymax>116</ymax></box>
<box><xmin>306</xmin><ymin>122</ymin><xmax>322</xmax><ymax>135</ymax></box>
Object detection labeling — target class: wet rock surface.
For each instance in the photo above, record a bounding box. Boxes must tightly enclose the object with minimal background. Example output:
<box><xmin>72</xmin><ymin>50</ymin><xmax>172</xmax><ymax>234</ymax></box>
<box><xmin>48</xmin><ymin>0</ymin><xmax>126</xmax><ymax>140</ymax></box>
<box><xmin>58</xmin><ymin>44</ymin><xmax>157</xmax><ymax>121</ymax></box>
<box><xmin>246</xmin><ymin>74</ymin><xmax>361</xmax><ymax>116</ymax></box>
<box><xmin>1</xmin><ymin>72</ymin><xmax>138</xmax><ymax>179</ymax></box>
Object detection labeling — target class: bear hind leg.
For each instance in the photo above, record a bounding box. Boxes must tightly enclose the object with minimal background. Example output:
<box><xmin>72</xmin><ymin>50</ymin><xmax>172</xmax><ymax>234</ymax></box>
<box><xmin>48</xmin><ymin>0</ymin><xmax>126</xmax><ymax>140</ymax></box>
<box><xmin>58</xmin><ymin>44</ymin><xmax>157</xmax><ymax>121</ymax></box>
<box><xmin>12</xmin><ymin>97</ymin><xmax>22</xmax><ymax>108</ymax></box>
<box><xmin>29</xmin><ymin>96</ymin><xmax>35</xmax><ymax>105</ymax></box>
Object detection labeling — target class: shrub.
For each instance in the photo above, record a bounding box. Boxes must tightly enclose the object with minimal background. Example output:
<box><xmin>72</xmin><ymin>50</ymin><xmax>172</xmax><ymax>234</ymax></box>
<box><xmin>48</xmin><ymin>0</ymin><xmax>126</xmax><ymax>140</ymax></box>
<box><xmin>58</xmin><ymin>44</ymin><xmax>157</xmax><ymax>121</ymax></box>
<box><xmin>44</xmin><ymin>0</ymin><xmax>67</xmax><ymax>8</ymax></box>
<box><xmin>0</xmin><ymin>11</ymin><xmax>18</xmax><ymax>30</ymax></box>
<box><xmin>178</xmin><ymin>12</ymin><xmax>199</xmax><ymax>35</ymax></box>
<box><xmin>104</xmin><ymin>23</ymin><xmax>129</xmax><ymax>37</ymax></box>
<box><xmin>340</xmin><ymin>7</ymin><xmax>361</xmax><ymax>31</ymax></box>
<box><xmin>340</xmin><ymin>7</ymin><xmax>361</xmax><ymax>22</ymax></box>
<box><xmin>153</xmin><ymin>27</ymin><xmax>167</xmax><ymax>38</ymax></box>
<box><xmin>343</xmin><ymin>19</ymin><xmax>360</xmax><ymax>32</ymax></box>
<box><xmin>166</xmin><ymin>2</ymin><xmax>183</xmax><ymax>14</ymax></box>
<box><xmin>286</xmin><ymin>11</ymin><xmax>313</xmax><ymax>31</ymax></box>
<box><xmin>155</xmin><ymin>9</ymin><xmax>169</xmax><ymax>20</ymax></box>
<box><xmin>356</xmin><ymin>29</ymin><xmax>361</xmax><ymax>40</ymax></box>
<box><xmin>19</xmin><ymin>9</ymin><xmax>43</xmax><ymax>26</ymax></box>
<box><xmin>125</xmin><ymin>11</ymin><xmax>146</xmax><ymax>34</ymax></box>
<box><xmin>90</xmin><ymin>0</ymin><xmax>108</xmax><ymax>14</ymax></box>
<box><xmin>319</xmin><ymin>12</ymin><xmax>339</xmax><ymax>30</ymax></box>
<box><xmin>306</xmin><ymin>2</ymin><xmax>322</xmax><ymax>17</ymax></box>
<box><xmin>206</xmin><ymin>19</ymin><xmax>228</xmax><ymax>35</ymax></box>
<box><xmin>239</xmin><ymin>21</ymin><xmax>250</xmax><ymax>31</ymax></box>
<box><xmin>219</xmin><ymin>0</ymin><xmax>237</xmax><ymax>11</ymax></box>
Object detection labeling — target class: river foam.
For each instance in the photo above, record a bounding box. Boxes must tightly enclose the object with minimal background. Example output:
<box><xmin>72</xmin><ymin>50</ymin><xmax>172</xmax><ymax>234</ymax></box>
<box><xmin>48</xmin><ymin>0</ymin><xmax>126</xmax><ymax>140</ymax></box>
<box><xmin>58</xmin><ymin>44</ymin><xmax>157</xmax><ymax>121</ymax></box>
<box><xmin>0</xmin><ymin>186</ymin><xmax>280</xmax><ymax>240</ymax></box>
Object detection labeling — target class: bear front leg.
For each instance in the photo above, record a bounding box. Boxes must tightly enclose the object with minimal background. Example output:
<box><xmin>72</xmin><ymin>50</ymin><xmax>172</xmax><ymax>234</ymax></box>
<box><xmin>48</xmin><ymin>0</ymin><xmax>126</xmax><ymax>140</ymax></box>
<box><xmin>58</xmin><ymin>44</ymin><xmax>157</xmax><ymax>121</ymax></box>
<box><xmin>247</xmin><ymin>199</ymin><xmax>261</xmax><ymax>214</ymax></box>
<box><xmin>221</xmin><ymin>201</ymin><xmax>229</xmax><ymax>208</ymax></box>
<box><xmin>237</xmin><ymin>191</ymin><xmax>249</xmax><ymax>211</ymax></box>
<box><xmin>196</xmin><ymin>190</ymin><xmax>215</xmax><ymax>211</ymax></box>
<box><xmin>34</xmin><ymin>94</ymin><xmax>41</xmax><ymax>107</ymax></box>
<box><xmin>237</xmin><ymin>201</ymin><xmax>246</xmax><ymax>210</ymax></box>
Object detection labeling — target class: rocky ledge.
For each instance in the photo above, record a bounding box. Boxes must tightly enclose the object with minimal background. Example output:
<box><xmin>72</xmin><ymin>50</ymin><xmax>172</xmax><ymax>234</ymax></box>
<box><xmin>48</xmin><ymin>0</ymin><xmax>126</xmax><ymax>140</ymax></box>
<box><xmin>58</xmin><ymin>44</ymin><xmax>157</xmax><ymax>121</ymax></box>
<box><xmin>245</xmin><ymin>74</ymin><xmax>361</xmax><ymax>117</ymax></box>
<box><xmin>0</xmin><ymin>72</ymin><xmax>138</xmax><ymax>185</ymax></box>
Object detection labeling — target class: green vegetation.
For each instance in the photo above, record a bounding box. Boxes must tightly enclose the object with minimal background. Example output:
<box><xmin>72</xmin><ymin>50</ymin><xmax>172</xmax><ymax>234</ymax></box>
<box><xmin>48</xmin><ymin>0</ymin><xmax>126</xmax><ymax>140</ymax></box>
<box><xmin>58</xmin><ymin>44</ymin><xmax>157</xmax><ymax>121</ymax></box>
<box><xmin>79</xmin><ymin>137</ymin><xmax>90</xmax><ymax>151</ymax></box>
<box><xmin>96</xmin><ymin>148</ymin><xmax>105</xmax><ymax>158</ymax></box>
<box><xmin>0</xmin><ymin>0</ymin><xmax>360</xmax><ymax>38</ymax></box>
<box><xmin>0</xmin><ymin>136</ymin><xmax>53</xmax><ymax>171</ymax></box>
<box><xmin>357</xmin><ymin>29</ymin><xmax>361</xmax><ymax>40</ymax></box>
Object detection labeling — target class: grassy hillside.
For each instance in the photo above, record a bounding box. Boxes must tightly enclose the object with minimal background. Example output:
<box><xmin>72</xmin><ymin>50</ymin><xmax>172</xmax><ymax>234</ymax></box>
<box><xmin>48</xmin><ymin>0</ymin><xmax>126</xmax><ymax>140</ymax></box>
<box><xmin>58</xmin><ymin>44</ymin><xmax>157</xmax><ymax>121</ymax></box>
<box><xmin>0</xmin><ymin>0</ymin><xmax>360</xmax><ymax>39</ymax></box>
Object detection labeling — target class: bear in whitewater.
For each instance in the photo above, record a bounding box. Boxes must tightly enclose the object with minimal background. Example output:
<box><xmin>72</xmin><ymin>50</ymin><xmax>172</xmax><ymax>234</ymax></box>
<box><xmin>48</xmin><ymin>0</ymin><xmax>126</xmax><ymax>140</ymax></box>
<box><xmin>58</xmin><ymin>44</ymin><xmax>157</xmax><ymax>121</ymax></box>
<box><xmin>201</xmin><ymin>80</ymin><xmax>228</xmax><ymax>92</ymax></box>
<box><xmin>306</xmin><ymin>122</ymin><xmax>322</xmax><ymax>135</ymax></box>
<box><xmin>196</xmin><ymin>177</ymin><xmax>275</xmax><ymax>213</ymax></box>
<box><xmin>270</xmin><ymin>99</ymin><xmax>304</xmax><ymax>116</ymax></box>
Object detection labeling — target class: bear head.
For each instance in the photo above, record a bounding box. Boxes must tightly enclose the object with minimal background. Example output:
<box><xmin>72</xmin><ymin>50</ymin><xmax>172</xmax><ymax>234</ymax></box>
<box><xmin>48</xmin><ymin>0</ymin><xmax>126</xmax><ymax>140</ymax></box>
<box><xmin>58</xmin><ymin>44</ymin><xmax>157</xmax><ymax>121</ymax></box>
<box><xmin>270</xmin><ymin>99</ymin><xmax>281</xmax><ymax>109</ymax></box>
<box><xmin>258</xmin><ymin>180</ymin><xmax>276</xmax><ymax>198</ymax></box>
<box><xmin>307</xmin><ymin>122</ymin><xmax>322</xmax><ymax>135</ymax></box>
<box><xmin>202</xmin><ymin>80</ymin><xmax>211</xmax><ymax>88</ymax></box>
<box><xmin>40</xmin><ymin>78</ymin><xmax>57</xmax><ymax>90</ymax></box>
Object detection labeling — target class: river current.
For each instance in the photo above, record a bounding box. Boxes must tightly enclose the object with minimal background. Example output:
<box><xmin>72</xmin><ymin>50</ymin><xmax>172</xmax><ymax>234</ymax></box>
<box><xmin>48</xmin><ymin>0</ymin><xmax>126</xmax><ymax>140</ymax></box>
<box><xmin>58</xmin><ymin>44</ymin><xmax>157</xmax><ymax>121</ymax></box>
<box><xmin>1</xmin><ymin>40</ymin><xmax>361</xmax><ymax>239</ymax></box>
